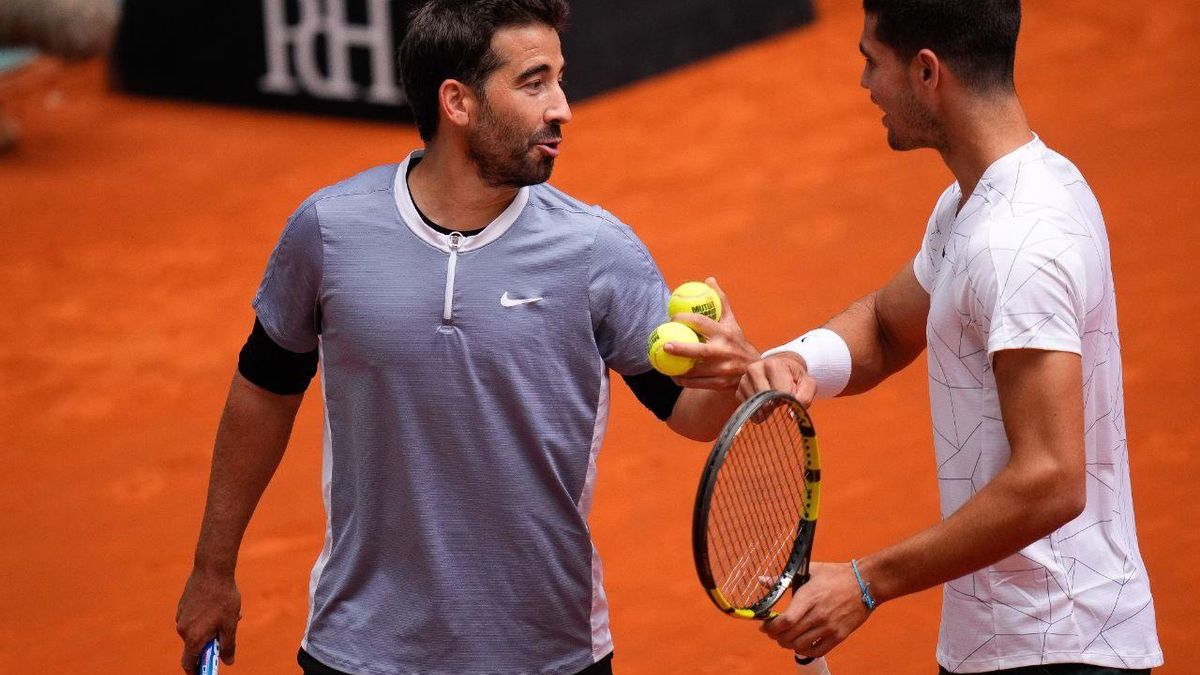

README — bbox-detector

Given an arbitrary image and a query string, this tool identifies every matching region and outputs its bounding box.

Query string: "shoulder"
[963,213,1086,301]
[525,183,653,258]
[968,213,1078,263]
[526,183,628,231]
[299,164,399,212]
[987,143,1096,225]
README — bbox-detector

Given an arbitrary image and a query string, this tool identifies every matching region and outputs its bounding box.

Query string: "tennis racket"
[692,390,828,673]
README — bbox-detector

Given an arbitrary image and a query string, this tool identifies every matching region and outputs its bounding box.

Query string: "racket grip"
[795,655,831,674]
[199,638,220,675]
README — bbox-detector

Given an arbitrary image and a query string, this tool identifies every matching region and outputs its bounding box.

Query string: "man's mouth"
[534,139,562,157]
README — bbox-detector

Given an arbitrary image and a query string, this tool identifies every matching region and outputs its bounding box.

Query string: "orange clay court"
[1,2,1196,673]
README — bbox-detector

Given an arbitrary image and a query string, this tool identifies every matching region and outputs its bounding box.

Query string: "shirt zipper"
[442,232,463,324]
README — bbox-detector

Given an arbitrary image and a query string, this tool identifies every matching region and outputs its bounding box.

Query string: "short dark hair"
[863,0,1021,93]
[399,0,570,141]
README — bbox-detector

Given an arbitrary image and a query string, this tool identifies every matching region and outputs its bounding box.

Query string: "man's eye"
[525,80,544,91]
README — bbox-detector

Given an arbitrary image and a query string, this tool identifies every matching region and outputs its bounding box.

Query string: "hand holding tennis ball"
[646,281,722,377]
[656,277,762,390]
[647,321,701,376]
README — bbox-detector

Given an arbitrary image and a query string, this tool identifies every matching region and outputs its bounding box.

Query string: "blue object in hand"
[199,638,220,675]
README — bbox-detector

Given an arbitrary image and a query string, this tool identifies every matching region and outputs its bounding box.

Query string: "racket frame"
[692,390,822,620]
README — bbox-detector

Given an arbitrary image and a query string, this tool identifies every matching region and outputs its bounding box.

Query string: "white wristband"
[762,328,852,399]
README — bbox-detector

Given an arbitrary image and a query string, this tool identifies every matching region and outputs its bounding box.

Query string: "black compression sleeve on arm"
[622,370,684,422]
[237,319,319,395]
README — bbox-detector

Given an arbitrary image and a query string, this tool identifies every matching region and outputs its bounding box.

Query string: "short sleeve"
[969,217,1087,357]
[251,201,324,353]
[589,216,670,376]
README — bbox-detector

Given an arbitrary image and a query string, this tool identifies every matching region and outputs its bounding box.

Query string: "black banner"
[112,0,815,122]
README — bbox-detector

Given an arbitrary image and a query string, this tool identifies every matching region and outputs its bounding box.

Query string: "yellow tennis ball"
[647,321,700,376]
[669,281,722,322]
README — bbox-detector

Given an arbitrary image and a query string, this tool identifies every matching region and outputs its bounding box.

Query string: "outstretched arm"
[175,372,305,674]
[668,261,929,406]
[744,261,929,404]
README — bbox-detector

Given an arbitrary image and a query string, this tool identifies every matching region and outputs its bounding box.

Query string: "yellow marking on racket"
[803,483,821,522]
[803,437,821,470]
[708,588,732,611]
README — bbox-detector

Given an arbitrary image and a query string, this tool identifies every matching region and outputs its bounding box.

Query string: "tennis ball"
[669,281,722,323]
[647,321,700,376]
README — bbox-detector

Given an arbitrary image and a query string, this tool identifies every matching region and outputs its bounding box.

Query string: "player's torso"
[922,143,1116,482]
[300,174,621,674]
[311,179,612,524]
[922,142,1160,670]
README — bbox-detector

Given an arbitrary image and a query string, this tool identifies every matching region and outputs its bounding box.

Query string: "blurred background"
[1,0,1197,672]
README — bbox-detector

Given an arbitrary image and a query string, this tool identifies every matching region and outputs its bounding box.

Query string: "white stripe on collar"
[393,150,530,253]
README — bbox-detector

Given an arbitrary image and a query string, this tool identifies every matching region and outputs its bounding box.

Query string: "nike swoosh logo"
[500,292,543,307]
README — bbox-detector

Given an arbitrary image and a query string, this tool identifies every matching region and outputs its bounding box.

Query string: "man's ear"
[913,48,941,90]
[439,79,476,130]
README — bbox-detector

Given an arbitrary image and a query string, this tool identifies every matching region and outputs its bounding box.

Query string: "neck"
[938,92,1033,208]
[408,140,521,231]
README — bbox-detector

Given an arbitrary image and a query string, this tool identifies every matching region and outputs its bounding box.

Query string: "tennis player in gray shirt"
[174,1,760,673]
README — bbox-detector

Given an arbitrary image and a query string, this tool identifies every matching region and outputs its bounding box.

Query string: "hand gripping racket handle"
[789,569,831,672]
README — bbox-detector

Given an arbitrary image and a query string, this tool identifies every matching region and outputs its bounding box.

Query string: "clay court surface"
[1,1,1196,672]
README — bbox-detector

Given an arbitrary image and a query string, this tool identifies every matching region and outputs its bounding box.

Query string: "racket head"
[692,390,822,619]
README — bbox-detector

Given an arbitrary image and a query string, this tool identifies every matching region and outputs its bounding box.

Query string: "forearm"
[769,262,928,398]
[192,372,304,575]
[857,459,1084,605]
[821,293,901,395]
[667,387,740,441]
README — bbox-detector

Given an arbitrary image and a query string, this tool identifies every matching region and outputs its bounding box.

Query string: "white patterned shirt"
[913,135,1162,672]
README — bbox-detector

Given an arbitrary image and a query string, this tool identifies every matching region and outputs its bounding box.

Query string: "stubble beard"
[468,98,558,189]
[886,86,946,152]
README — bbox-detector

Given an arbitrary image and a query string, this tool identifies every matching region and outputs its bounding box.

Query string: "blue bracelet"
[851,559,877,611]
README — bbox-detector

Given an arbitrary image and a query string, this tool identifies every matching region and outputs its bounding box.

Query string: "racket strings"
[706,402,812,610]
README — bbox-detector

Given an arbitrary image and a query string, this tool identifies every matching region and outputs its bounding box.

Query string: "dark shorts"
[938,665,1150,675]
[299,648,615,675]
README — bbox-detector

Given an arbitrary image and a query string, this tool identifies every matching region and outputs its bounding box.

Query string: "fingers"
[794,377,818,408]
[176,622,212,674]
[179,645,201,675]
[176,578,241,671]
[670,312,721,339]
[219,618,238,665]
[744,361,773,395]
[662,339,709,359]
[737,354,822,409]
[666,336,753,383]
[761,562,873,660]
[736,358,776,403]
[768,618,825,655]
[806,634,842,659]
[762,359,797,393]
[704,276,735,322]
[761,596,812,641]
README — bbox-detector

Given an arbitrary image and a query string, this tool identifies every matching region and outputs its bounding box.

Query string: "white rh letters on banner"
[259,0,404,105]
